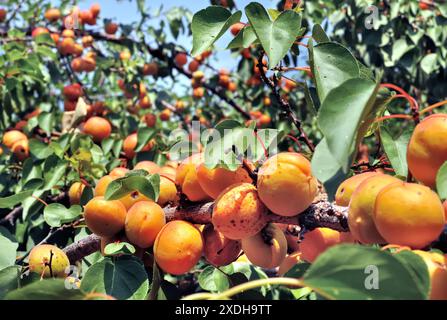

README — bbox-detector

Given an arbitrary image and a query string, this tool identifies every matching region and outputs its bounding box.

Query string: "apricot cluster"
[1,130,30,161]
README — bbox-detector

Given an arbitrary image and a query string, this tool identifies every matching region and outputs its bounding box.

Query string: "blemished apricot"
[413,250,447,300]
[196,164,252,199]
[28,245,70,278]
[134,161,160,174]
[63,83,83,101]
[158,176,179,206]
[174,52,188,67]
[212,183,268,240]
[125,201,166,248]
[31,27,49,38]
[84,196,127,237]
[83,116,112,142]
[105,22,118,35]
[175,154,210,202]
[347,174,400,244]
[335,172,380,206]
[374,182,445,249]
[0,9,6,22]
[278,250,302,276]
[230,22,245,36]
[300,227,352,263]
[2,130,27,148]
[122,133,153,159]
[11,139,29,161]
[203,224,241,266]
[69,182,85,205]
[119,191,150,211]
[257,152,318,216]
[90,3,101,18]
[241,223,287,269]
[44,8,61,22]
[154,221,204,275]
[407,114,447,188]
[143,62,158,76]
[110,167,129,178]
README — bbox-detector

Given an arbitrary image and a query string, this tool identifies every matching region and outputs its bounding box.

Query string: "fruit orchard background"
[0,0,447,301]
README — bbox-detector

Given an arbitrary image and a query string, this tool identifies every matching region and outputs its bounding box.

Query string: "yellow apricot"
[84,196,127,237]
[2,130,27,149]
[118,191,150,211]
[257,152,318,216]
[202,224,241,266]
[157,176,179,206]
[28,244,70,278]
[374,182,445,249]
[335,172,380,206]
[413,250,447,300]
[68,182,86,205]
[94,175,115,197]
[175,154,210,202]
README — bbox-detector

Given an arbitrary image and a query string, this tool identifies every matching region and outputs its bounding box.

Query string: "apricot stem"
[419,100,447,115]
[374,114,412,123]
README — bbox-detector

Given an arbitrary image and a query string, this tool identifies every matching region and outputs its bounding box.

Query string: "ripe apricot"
[83,116,112,142]
[2,130,27,149]
[105,22,118,35]
[374,182,445,249]
[95,175,114,197]
[159,108,171,121]
[188,60,200,73]
[212,183,268,240]
[257,114,271,127]
[257,152,318,216]
[348,174,400,244]
[62,29,75,38]
[407,114,447,188]
[120,50,131,61]
[335,172,380,206]
[143,62,158,76]
[278,250,302,276]
[110,167,129,178]
[84,196,127,237]
[158,177,179,206]
[80,10,95,25]
[196,164,252,199]
[413,250,447,300]
[63,83,83,101]
[139,96,152,109]
[230,22,245,36]
[144,113,157,127]
[193,87,205,99]
[159,165,176,180]
[241,223,287,269]
[174,52,188,67]
[11,139,29,161]
[58,38,76,55]
[125,201,166,248]
[0,9,6,22]
[134,161,160,174]
[90,3,101,18]
[227,82,237,92]
[119,191,150,211]
[71,57,84,72]
[203,224,241,266]
[154,221,203,275]
[31,27,49,38]
[28,245,70,278]
[122,133,153,159]
[300,228,352,263]
[69,182,85,205]
[175,154,210,202]
[44,8,61,22]
[444,200,447,220]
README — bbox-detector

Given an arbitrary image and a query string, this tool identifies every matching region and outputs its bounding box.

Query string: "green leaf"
[80,256,149,300]
[198,265,232,292]
[0,190,33,209]
[191,6,242,56]
[312,24,329,43]
[43,156,67,190]
[421,54,438,74]
[136,127,156,152]
[37,112,55,134]
[245,2,302,68]
[380,126,412,177]
[29,138,54,159]
[0,266,21,299]
[284,261,311,278]
[310,42,360,102]
[104,174,159,202]
[226,25,258,49]
[5,279,84,300]
[436,161,447,200]
[43,203,82,228]
[393,250,430,298]
[104,242,136,256]
[303,244,429,300]
[0,234,18,270]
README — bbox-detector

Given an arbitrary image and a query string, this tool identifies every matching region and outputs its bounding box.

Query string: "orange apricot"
[154,221,203,275]
[175,154,210,202]
[83,116,112,142]
[44,8,61,22]
[174,52,188,67]
[90,3,101,18]
[0,9,6,22]
[94,175,114,197]
[109,167,129,178]
[348,174,400,244]
[105,22,118,35]
[28,245,70,278]
[122,133,153,159]
[2,130,27,149]
[120,50,131,61]
[84,196,127,237]
[159,165,176,180]
[335,172,380,206]
[31,27,49,38]
[159,108,171,121]
[202,224,241,266]
[413,250,447,300]
[230,22,245,36]
[63,83,83,101]
[125,201,166,248]
[278,250,302,276]
[257,152,318,216]
[158,176,179,206]
[134,161,160,174]
[11,139,29,161]
[144,113,157,127]
[374,182,445,249]
[68,182,86,205]
[407,114,447,188]
[212,183,268,240]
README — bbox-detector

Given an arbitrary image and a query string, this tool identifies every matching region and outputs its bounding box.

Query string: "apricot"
[347,174,400,244]
[227,82,237,92]
[257,114,271,127]
[257,152,318,216]
[263,96,271,106]
[139,96,151,109]
[31,27,49,38]
[50,33,60,44]
[80,10,95,25]
[90,3,101,18]
[2,130,27,149]
[159,165,176,180]
[119,191,150,211]
[123,133,153,159]
[193,87,205,99]
[230,22,245,36]
[110,167,129,178]
[158,177,179,206]
[407,114,447,188]
[84,196,127,237]
[0,9,6,22]
[44,8,61,22]
[196,164,252,199]
[120,50,131,61]
[69,182,85,205]
[444,200,447,220]
[212,183,268,240]
[154,221,203,275]
[83,116,112,142]
[202,224,241,266]
[174,52,188,67]
[144,113,157,127]
[413,250,447,300]
[28,245,70,278]
[300,227,352,263]
[134,161,160,174]
[143,62,158,76]
[278,250,302,276]
[335,172,380,206]
[159,108,171,121]
[105,22,118,35]
[11,139,29,161]
[62,29,75,38]
[63,83,83,101]
[124,201,166,248]
[58,37,76,55]
[175,154,210,202]
[81,56,96,72]
[71,57,83,72]
[374,182,445,249]
[94,175,114,197]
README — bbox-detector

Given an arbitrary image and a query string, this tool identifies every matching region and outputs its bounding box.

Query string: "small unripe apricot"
[413,250,447,300]
[84,196,127,237]
[335,172,380,206]
[174,52,188,67]
[202,224,241,266]
[278,250,302,276]
[241,223,287,269]
[196,164,252,199]
[105,22,118,35]
[230,22,245,36]
[63,83,83,101]
[125,201,166,248]
[2,130,27,149]
[158,177,179,206]
[143,62,158,76]
[258,152,318,216]
[175,154,210,202]
[44,8,61,22]
[29,245,70,278]
[348,174,400,244]
[134,161,160,174]
[374,182,445,249]
[212,183,268,240]
[407,114,447,188]
[31,27,49,38]
[83,116,112,142]
[154,221,204,275]
[69,182,85,205]
[11,139,29,161]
